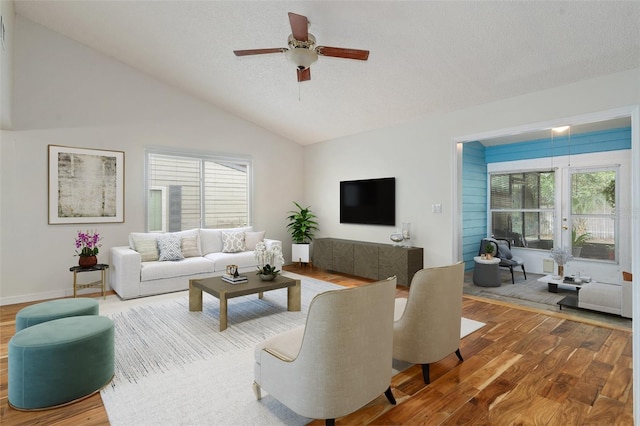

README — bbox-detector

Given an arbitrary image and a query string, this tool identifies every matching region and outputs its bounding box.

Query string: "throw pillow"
[222,231,246,253]
[245,231,266,251]
[133,236,159,262]
[497,243,513,259]
[181,235,201,258]
[157,233,185,261]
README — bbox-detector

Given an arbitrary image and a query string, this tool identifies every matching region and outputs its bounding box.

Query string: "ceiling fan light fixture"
[286,48,318,70]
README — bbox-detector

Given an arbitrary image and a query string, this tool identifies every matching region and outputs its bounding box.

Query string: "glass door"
[566,167,618,262]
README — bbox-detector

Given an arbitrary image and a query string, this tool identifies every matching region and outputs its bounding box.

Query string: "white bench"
[578,280,632,318]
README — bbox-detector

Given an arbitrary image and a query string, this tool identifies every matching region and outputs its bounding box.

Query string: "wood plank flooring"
[0,265,633,425]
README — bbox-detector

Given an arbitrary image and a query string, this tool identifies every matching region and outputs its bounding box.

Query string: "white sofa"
[578,279,632,318]
[110,227,281,299]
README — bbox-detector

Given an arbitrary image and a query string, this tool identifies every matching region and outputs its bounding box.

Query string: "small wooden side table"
[69,264,109,299]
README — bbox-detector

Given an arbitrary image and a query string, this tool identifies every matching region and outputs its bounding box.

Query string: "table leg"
[287,280,301,311]
[219,291,228,331]
[101,269,106,299]
[258,292,263,299]
[73,271,78,298]
[548,283,558,293]
[189,281,203,311]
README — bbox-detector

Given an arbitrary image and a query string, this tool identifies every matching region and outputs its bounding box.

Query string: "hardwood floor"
[0,265,633,425]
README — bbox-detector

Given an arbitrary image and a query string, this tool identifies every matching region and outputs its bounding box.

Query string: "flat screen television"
[340,177,395,226]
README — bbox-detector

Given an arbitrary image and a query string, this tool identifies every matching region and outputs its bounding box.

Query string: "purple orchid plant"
[75,230,102,257]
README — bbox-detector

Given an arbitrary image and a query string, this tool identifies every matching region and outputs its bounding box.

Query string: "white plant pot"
[292,243,310,264]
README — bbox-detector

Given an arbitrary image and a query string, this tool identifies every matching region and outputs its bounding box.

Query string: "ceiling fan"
[233,12,369,82]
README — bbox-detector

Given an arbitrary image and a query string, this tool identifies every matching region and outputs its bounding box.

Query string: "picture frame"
[48,145,125,224]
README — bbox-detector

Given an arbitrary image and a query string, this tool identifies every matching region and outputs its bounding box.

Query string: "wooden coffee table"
[189,274,301,331]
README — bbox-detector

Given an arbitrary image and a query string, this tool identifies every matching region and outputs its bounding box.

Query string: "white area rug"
[100,274,485,425]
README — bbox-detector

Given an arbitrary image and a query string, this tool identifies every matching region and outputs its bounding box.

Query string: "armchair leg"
[325,419,335,426]
[522,265,527,280]
[455,348,464,362]
[421,364,430,384]
[252,381,262,400]
[384,386,397,405]
[510,266,515,284]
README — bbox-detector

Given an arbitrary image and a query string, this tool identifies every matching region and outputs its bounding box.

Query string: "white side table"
[472,256,501,287]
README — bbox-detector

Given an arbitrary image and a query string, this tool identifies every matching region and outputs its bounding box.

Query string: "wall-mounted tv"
[340,177,395,226]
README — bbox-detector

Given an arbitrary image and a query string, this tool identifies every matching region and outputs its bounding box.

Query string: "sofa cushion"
[254,325,305,362]
[245,231,266,251]
[132,235,159,262]
[180,236,201,258]
[129,232,157,249]
[222,231,246,253]
[173,229,201,253]
[140,257,215,282]
[199,229,223,255]
[200,227,253,255]
[157,233,185,261]
[204,251,256,272]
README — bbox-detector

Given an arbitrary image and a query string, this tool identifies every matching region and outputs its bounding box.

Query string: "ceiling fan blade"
[233,48,287,56]
[316,46,369,61]
[297,67,311,82]
[288,12,309,41]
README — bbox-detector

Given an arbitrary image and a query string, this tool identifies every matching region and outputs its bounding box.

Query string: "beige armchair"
[393,262,464,384]
[253,277,397,425]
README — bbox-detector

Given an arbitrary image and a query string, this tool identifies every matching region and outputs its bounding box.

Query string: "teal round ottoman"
[8,315,114,410]
[15,298,99,332]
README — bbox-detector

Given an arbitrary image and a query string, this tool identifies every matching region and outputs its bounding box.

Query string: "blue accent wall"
[485,127,631,163]
[462,126,631,272]
[462,142,487,271]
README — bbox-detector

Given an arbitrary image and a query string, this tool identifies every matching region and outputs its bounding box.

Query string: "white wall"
[0,16,303,304]
[0,0,13,130]
[304,68,640,268]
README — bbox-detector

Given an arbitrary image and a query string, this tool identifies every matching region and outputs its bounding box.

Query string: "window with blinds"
[489,171,554,248]
[146,150,251,232]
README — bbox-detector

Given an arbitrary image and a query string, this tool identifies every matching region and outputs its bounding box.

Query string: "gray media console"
[312,238,423,286]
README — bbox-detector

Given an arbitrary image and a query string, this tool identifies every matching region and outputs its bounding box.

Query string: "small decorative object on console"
[402,222,411,247]
[390,231,404,245]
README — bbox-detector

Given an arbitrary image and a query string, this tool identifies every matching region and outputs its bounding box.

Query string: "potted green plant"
[484,243,495,259]
[571,228,592,257]
[286,202,319,264]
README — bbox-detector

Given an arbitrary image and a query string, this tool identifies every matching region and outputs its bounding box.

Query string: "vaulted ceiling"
[14,1,640,145]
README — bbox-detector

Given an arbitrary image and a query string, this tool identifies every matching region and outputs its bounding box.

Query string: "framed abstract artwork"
[48,145,125,224]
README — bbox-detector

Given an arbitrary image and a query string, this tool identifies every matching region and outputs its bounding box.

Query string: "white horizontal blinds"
[147,150,250,231]
[148,153,201,231]
[203,161,248,228]
[490,174,510,209]
[489,171,555,248]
